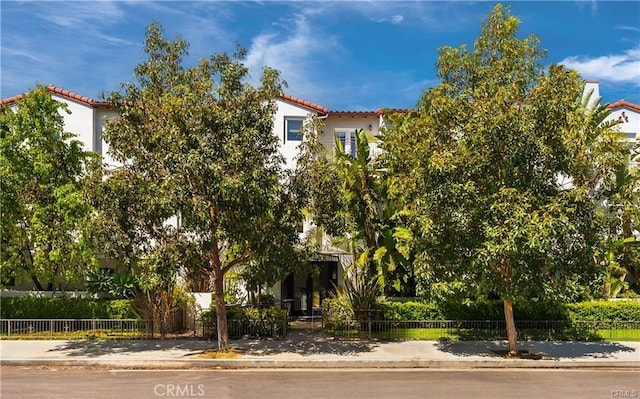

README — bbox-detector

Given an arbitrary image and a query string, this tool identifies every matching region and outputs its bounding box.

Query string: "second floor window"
[336,130,357,158]
[285,117,304,142]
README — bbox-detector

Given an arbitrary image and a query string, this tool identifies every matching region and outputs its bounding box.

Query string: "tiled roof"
[608,100,640,113]
[0,85,108,108]
[327,109,413,117]
[328,110,378,117]
[376,108,411,115]
[47,85,108,107]
[279,93,328,115]
[2,87,330,114]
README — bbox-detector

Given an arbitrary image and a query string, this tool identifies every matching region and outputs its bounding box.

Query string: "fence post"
[50,320,53,339]
[92,319,96,337]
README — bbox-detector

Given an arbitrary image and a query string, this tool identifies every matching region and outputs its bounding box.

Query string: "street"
[1,367,638,399]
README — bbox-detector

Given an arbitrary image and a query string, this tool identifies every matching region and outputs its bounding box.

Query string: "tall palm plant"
[333,130,411,304]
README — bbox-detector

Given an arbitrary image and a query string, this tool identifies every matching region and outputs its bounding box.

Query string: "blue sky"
[2,1,639,111]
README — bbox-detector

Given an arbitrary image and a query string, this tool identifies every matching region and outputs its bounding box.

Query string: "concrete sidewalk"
[1,330,639,369]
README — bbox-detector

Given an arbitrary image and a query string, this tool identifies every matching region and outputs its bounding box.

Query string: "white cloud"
[35,1,139,47]
[1,46,48,63]
[391,14,404,24]
[560,46,640,86]
[244,13,337,98]
[376,14,404,25]
[41,1,126,28]
[617,26,640,33]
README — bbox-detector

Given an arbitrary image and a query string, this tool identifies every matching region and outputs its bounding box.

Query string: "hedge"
[322,298,640,324]
[0,297,136,319]
[566,301,640,322]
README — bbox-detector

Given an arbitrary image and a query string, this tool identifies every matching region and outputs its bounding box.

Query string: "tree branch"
[222,253,251,274]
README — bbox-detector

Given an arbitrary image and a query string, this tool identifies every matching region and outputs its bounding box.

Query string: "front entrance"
[281,261,338,316]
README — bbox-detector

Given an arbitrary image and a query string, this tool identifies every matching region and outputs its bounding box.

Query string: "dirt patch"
[490,349,545,360]
[196,348,243,359]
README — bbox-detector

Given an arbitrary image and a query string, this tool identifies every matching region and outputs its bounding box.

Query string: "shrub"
[322,297,354,329]
[0,296,136,319]
[322,298,640,323]
[566,301,640,322]
[204,306,289,338]
[378,301,441,321]
[438,301,501,320]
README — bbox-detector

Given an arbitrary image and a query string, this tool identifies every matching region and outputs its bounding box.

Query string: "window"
[285,117,304,142]
[336,130,357,157]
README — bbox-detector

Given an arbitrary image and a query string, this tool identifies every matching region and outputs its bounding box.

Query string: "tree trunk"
[213,265,229,350]
[503,299,519,357]
[30,275,44,291]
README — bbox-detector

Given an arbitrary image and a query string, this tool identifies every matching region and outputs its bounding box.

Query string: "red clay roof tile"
[608,100,640,113]
[279,93,328,115]
[328,110,378,117]
[0,85,108,108]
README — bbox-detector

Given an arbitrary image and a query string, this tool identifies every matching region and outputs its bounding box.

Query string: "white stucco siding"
[607,107,640,142]
[321,114,381,159]
[95,108,121,168]
[52,95,96,153]
[274,100,315,169]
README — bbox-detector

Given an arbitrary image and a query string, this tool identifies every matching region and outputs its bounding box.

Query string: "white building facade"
[3,82,638,312]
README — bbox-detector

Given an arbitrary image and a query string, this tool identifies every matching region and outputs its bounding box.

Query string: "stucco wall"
[320,114,382,159]
[95,108,120,168]
[274,100,315,169]
[608,107,639,141]
[52,95,96,152]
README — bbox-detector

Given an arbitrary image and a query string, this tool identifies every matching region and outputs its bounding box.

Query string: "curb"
[3,359,639,370]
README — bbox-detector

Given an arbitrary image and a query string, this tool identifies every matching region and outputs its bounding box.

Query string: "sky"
[1,1,639,111]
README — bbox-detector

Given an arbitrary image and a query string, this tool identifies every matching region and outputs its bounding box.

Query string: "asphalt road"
[1,367,638,399]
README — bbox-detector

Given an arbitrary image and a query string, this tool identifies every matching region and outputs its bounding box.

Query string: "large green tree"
[0,85,97,291]
[100,23,306,349]
[382,5,624,355]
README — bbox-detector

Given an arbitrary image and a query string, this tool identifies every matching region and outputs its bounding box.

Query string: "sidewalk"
[1,329,639,369]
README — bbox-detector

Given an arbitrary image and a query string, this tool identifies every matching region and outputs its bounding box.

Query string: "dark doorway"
[281,261,339,316]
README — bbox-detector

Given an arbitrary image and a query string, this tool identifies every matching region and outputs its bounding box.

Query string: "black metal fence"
[0,309,185,340]
[0,319,148,339]
[194,302,291,340]
[324,319,640,341]
[202,318,289,339]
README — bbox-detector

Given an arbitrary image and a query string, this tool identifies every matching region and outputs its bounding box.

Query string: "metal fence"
[193,302,291,340]
[0,319,148,339]
[202,318,289,339]
[0,309,185,340]
[324,319,640,341]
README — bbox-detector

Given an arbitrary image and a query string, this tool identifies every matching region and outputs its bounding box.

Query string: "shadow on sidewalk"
[47,339,215,357]
[236,330,378,356]
[436,340,636,359]
[45,330,377,358]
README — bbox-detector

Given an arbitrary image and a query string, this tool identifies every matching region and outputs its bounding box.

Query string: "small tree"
[0,85,97,291]
[101,23,305,349]
[86,166,186,336]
